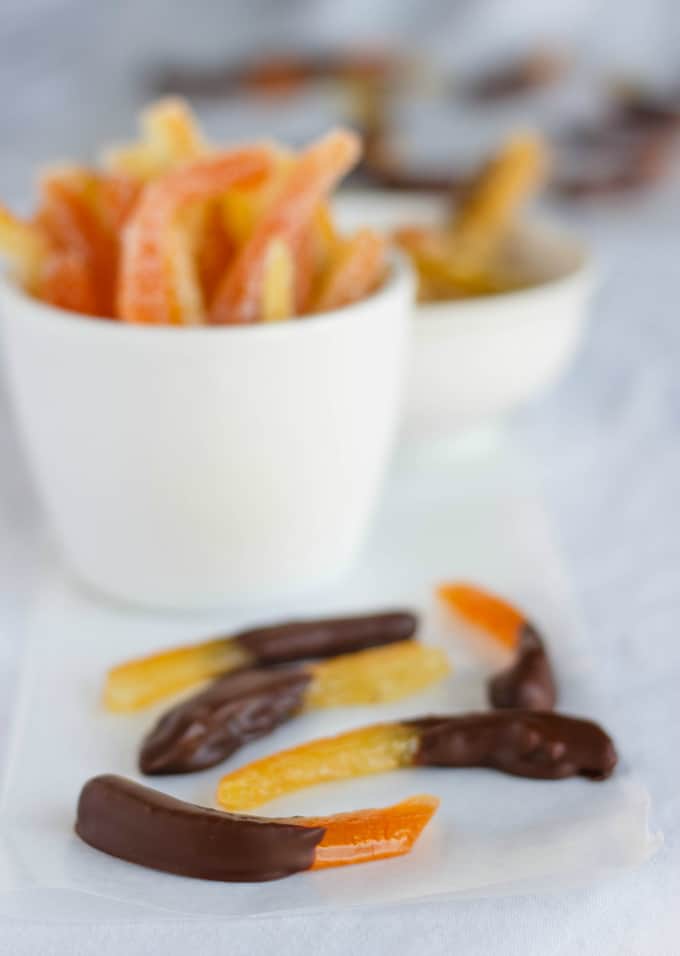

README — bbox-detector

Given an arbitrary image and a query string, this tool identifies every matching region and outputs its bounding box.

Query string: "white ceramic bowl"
[0,257,413,609]
[337,191,596,440]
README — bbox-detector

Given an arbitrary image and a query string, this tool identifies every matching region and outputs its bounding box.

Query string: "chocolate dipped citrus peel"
[104,610,418,712]
[216,712,618,811]
[140,641,451,774]
[75,775,438,881]
[437,583,557,710]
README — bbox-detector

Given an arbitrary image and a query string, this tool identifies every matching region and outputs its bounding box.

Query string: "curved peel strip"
[104,97,206,179]
[261,237,294,321]
[118,148,272,324]
[217,722,420,811]
[306,795,439,869]
[40,250,99,314]
[0,204,49,290]
[210,128,361,324]
[394,226,498,300]
[312,227,386,312]
[105,610,417,713]
[76,775,436,881]
[437,582,525,649]
[37,171,119,315]
[96,174,143,231]
[104,638,253,712]
[451,133,548,257]
[305,640,450,710]
[138,641,449,775]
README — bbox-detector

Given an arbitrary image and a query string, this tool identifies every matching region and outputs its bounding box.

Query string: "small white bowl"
[337,191,597,441]
[0,257,413,610]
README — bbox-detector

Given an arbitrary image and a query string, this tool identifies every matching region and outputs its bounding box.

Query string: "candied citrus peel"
[118,148,273,324]
[38,170,119,316]
[312,227,386,312]
[1,101,385,322]
[393,226,499,301]
[210,128,361,324]
[451,133,548,255]
[394,133,548,303]
[261,237,295,321]
[103,97,206,180]
[40,250,99,314]
[217,722,420,811]
[104,637,253,713]
[304,794,439,869]
[220,147,294,249]
[305,641,450,710]
[437,582,525,649]
[0,204,48,291]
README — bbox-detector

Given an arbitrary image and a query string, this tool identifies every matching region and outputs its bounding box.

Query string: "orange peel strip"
[37,171,119,316]
[437,582,525,649]
[96,173,143,232]
[39,250,99,314]
[118,148,272,324]
[260,237,295,321]
[291,202,339,313]
[193,201,235,302]
[305,795,439,869]
[0,204,49,291]
[451,133,548,253]
[103,637,253,713]
[217,722,420,811]
[305,640,450,710]
[312,227,386,312]
[210,128,361,324]
[103,98,206,180]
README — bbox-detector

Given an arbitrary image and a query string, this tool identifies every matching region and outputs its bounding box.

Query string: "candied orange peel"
[311,227,386,312]
[0,100,386,324]
[305,640,450,710]
[104,637,253,713]
[103,97,206,179]
[118,148,273,324]
[210,128,361,324]
[104,610,421,713]
[437,582,525,649]
[217,722,420,811]
[305,794,439,869]
[0,204,48,291]
[394,132,549,302]
[451,134,548,252]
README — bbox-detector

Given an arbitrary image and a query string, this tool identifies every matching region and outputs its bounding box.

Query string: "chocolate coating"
[75,774,324,882]
[236,611,417,664]
[140,667,311,775]
[489,623,557,711]
[407,711,617,781]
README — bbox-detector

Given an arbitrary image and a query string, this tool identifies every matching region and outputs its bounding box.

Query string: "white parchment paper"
[0,441,659,919]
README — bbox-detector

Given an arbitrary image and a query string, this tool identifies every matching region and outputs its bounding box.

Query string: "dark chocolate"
[75,774,324,882]
[468,51,567,101]
[140,666,312,775]
[407,711,617,781]
[236,610,417,664]
[489,623,557,711]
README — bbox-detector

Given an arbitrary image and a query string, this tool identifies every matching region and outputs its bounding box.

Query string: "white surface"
[338,193,595,438]
[0,258,412,609]
[1,188,680,952]
[0,442,655,917]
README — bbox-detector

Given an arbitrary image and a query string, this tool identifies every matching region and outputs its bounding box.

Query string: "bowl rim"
[0,249,414,341]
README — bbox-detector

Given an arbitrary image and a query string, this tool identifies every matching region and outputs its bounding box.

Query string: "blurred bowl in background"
[0,255,413,610]
[337,191,596,441]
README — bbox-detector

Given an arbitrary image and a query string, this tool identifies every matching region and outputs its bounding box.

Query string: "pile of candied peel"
[0,98,386,325]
